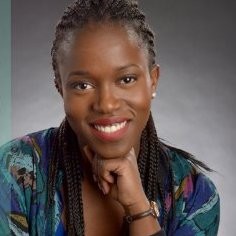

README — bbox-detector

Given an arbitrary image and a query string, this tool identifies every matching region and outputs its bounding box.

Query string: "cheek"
[63,97,90,146]
[131,89,151,108]
[63,96,77,118]
[63,95,87,128]
[127,86,152,130]
[128,81,152,113]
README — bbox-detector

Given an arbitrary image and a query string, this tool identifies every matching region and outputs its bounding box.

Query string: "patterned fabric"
[0,128,220,235]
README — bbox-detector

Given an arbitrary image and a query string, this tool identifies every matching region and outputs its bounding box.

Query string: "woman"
[0,0,220,235]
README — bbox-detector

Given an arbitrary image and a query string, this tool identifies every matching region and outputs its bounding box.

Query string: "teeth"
[105,126,110,133]
[94,121,127,133]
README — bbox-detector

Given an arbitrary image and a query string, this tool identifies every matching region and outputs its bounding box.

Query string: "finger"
[110,183,118,200]
[93,157,115,194]
[93,157,113,183]
[83,145,94,163]
[94,154,102,177]
[98,157,129,176]
[97,179,103,191]
[101,170,115,184]
[100,179,110,195]
[125,147,136,162]
[129,147,135,156]
[94,157,118,180]
[96,176,108,194]
[92,173,97,182]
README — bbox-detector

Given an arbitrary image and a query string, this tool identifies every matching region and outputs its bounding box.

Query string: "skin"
[56,22,161,235]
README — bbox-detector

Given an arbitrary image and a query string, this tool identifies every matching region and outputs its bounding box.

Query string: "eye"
[120,76,137,85]
[74,81,94,91]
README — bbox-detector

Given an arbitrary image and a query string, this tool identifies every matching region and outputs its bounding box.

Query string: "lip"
[89,117,130,142]
[90,117,129,126]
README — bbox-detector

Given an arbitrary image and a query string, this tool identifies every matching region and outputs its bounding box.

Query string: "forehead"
[58,22,149,71]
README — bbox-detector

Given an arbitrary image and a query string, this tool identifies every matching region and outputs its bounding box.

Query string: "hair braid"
[47,121,64,232]
[138,113,172,228]
[138,127,149,186]
[48,119,84,235]
[62,120,84,235]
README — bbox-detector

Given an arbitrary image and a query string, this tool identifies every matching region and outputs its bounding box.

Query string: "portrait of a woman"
[0,0,222,235]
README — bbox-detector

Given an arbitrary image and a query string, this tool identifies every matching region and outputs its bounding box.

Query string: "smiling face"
[57,23,159,158]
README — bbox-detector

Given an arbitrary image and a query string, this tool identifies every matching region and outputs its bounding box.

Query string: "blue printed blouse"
[0,128,220,235]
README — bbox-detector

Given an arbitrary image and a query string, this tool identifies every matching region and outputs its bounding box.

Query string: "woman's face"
[57,23,159,158]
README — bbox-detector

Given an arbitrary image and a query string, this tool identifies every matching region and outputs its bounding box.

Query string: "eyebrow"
[67,64,140,79]
[116,64,140,71]
[68,70,90,79]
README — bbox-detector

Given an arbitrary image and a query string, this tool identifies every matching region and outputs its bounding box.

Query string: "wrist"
[149,229,166,236]
[124,197,150,215]
[125,200,162,236]
[124,200,160,224]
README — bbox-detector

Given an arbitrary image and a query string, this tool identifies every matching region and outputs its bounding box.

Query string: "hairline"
[55,19,155,80]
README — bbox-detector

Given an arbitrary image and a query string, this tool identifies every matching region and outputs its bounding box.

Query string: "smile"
[90,118,130,142]
[94,121,127,133]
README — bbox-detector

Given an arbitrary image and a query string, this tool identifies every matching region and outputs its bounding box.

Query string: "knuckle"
[124,155,133,165]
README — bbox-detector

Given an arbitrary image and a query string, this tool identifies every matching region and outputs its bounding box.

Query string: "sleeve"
[0,139,36,236]
[170,172,220,236]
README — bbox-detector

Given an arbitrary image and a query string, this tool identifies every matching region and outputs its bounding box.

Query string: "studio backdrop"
[5,0,236,235]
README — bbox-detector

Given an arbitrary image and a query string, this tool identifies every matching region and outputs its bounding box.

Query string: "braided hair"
[48,0,211,235]
[51,0,156,83]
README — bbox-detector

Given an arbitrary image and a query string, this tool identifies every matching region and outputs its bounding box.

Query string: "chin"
[90,142,134,159]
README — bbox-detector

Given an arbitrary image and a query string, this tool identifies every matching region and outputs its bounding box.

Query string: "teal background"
[0,0,11,146]
[0,1,11,234]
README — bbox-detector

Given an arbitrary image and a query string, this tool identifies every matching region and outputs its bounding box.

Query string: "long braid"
[138,127,149,186]
[48,119,84,235]
[62,120,84,235]
[64,120,84,235]
[61,122,76,234]
[47,122,64,233]
[138,113,172,228]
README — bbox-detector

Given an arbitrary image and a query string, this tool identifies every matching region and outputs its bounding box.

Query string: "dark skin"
[56,22,161,235]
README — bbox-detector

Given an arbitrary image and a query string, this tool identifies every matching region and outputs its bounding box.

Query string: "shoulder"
[163,144,220,235]
[0,128,56,168]
[166,145,218,201]
[0,128,58,234]
[0,128,57,188]
[165,146,193,186]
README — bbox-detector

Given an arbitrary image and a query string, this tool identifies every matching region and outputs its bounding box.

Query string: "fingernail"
[93,174,97,182]
[101,187,106,195]
[98,182,102,190]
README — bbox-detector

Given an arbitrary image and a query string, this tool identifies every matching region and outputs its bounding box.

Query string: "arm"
[84,147,163,236]
[170,172,220,236]
[0,140,33,235]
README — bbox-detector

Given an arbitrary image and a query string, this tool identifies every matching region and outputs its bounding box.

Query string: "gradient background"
[10,0,236,235]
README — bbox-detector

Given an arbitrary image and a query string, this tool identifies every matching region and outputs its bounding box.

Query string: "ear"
[54,78,63,97]
[150,64,160,94]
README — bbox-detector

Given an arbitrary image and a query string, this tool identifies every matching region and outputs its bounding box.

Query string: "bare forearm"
[124,199,162,236]
[129,216,161,236]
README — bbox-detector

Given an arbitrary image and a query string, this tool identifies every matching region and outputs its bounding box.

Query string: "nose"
[92,86,121,114]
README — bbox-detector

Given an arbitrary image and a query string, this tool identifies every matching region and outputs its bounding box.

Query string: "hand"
[83,146,149,214]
